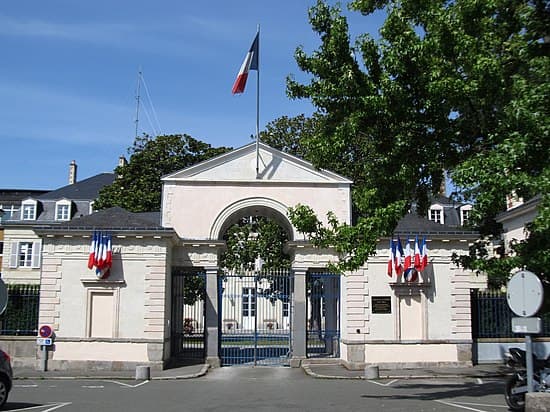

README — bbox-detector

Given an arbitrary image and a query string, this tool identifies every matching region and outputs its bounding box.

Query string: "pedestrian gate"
[170,268,206,364]
[219,269,292,366]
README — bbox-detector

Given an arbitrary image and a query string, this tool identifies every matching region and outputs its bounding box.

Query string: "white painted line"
[434,399,489,412]
[14,384,38,388]
[367,379,399,387]
[43,403,73,412]
[104,379,150,388]
[82,385,104,389]
[14,403,72,411]
[458,402,508,408]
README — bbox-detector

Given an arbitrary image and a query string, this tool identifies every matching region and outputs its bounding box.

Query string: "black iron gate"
[307,271,340,358]
[170,268,206,363]
[219,268,292,366]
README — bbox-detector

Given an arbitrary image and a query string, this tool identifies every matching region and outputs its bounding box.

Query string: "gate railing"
[0,284,40,336]
[306,272,340,358]
[471,289,550,339]
[170,268,206,362]
[219,268,292,366]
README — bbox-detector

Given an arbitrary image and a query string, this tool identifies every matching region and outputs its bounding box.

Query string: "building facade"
[11,144,486,370]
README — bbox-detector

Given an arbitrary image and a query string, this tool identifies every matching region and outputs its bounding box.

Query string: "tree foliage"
[285,0,549,279]
[220,217,291,271]
[95,134,231,212]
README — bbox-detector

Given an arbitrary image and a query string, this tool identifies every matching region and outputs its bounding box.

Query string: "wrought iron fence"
[471,289,550,339]
[170,268,206,363]
[306,272,340,358]
[0,284,40,336]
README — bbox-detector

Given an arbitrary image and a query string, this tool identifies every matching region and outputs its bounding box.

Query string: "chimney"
[68,160,78,184]
[118,156,128,168]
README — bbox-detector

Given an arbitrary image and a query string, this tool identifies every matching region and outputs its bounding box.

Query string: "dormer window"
[21,199,37,220]
[428,204,444,224]
[55,199,72,221]
[460,205,472,226]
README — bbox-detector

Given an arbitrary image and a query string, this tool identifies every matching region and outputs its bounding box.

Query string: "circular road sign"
[0,279,8,316]
[507,270,544,317]
[39,325,53,339]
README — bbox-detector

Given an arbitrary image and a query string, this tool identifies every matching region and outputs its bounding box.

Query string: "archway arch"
[209,197,295,241]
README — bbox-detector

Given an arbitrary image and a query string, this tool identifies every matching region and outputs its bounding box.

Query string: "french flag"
[87,232,97,269]
[232,32,259,94]
[404,238,412,271]
[395,237,404,276]
[414,235,422,270]
[421,237,429,270]
[387,239,395,277]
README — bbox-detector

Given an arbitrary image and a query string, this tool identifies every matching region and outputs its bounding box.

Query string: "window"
[1,205,19,220]
[460,209,471,226]
[428,205,444,224]
[21,200,37,220]
[9,241,41,268]
[55,200,71,221]
[18,242,33,267]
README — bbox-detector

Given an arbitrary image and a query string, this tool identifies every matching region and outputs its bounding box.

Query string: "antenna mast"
[134,69,142,139]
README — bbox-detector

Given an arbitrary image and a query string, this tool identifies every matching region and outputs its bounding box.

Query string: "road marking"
[82,385,104,389]
[14,384,38,388]
[13,403,72,411]
[434,399,490,412]
[367,379,399,387]
[104,379,150,388]
[458,402,508,408]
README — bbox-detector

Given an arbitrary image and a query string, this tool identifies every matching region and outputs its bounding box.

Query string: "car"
[0,349,13,408]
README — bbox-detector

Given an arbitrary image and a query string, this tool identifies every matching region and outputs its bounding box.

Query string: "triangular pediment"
[162,142,352,184]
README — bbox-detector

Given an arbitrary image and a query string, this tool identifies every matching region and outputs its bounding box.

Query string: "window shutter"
[9,242,19,268]
[31,241,42,268]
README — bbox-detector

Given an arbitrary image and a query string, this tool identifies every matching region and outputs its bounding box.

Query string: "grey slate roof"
[394,212,477,236]
[38,173,115,200]
[34,207,169,232]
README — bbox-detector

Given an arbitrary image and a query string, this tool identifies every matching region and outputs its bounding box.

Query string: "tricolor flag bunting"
[388,235,430,282]
[87,231,113,279]
[232,32,259,94]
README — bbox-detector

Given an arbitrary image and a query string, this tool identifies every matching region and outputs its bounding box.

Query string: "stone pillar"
[204,266,220,368]
[291,268,307,367]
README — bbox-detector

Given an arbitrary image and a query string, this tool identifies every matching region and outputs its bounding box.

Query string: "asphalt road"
[7,367,509,412]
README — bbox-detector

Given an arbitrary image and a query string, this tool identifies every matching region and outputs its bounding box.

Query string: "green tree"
[258,113,322,158]
[285,0,549,280]
[220,217,291,271]
[95,134,231,212]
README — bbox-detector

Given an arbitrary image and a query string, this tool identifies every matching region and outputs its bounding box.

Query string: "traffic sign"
[39,325,53,338]
[512,317,542,334]
[507,270,544,317]
[36,338,53,346]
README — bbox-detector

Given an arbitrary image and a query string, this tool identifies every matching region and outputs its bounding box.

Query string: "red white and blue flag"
[88,231,112,279]
[387,239,395,277]
[403,237,412,271]
[420,236,429,271]
[414,235,422,270]
[395,237,404,276]
[232,32,259,94]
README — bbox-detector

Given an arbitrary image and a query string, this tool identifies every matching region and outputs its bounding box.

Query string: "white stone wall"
[163,183,351,240]
[1,227,41,284]
[38,234,170,366]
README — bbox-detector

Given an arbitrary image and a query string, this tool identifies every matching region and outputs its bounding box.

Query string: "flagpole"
[255,24,260,179]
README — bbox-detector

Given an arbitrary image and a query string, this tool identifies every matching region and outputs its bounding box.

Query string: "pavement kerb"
[152,364,210,380]
[301,364,509,380]
[14,364,210,381]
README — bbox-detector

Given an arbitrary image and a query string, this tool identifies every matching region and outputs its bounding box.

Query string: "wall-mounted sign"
[372,296,392,314]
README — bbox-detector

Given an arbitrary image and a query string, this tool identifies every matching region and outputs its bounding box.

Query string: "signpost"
[507,270,544,393]
[37,324,54,372]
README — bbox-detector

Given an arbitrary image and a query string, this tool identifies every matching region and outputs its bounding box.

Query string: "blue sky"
[1,1,383,190]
